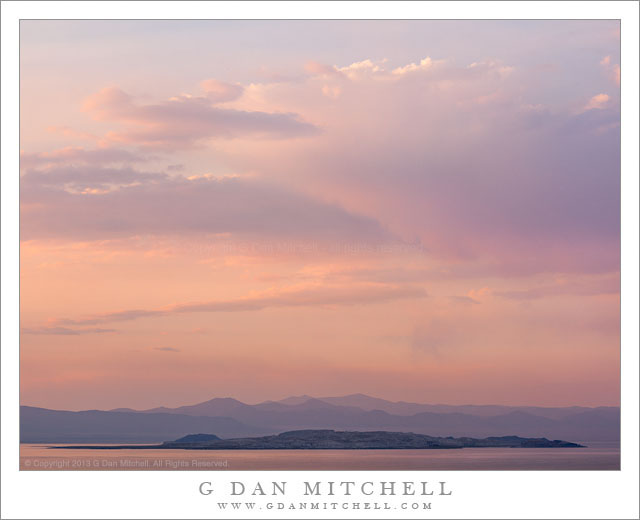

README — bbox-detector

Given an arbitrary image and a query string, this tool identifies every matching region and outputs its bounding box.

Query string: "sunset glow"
[20,20,620,410]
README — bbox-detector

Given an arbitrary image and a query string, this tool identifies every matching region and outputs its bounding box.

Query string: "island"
[51,429,585,450]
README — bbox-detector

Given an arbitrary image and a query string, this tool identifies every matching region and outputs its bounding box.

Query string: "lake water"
[20,442,619,470]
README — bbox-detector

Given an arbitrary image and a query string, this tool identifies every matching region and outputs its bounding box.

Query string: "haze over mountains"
[21,394,619,444]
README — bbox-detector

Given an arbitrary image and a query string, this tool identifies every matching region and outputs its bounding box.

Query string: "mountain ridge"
[106,393,618,418]
[21,393,620,443]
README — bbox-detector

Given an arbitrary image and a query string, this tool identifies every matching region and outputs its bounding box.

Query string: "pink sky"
[20,21,620,410]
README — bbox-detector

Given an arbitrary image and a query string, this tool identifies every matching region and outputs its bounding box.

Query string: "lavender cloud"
[236,54,620,274]
[20,147,147,170]
[20,170,390,242]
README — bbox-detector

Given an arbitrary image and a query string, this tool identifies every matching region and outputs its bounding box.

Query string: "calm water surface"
[20,442,619,470]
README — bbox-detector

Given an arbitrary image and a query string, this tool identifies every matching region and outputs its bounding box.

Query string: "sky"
[19,20,620,410]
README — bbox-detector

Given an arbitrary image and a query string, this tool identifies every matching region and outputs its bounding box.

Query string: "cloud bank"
[21,169,389,242]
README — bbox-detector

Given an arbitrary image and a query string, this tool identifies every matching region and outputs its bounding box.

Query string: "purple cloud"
[20,171,390,242]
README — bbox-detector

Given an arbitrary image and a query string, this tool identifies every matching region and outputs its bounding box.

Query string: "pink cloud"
[199,79,244,103]
[46,126,101,143]
[494,274,619,300]
[584,93,610,111]
[82,86,319,149]
[600,56,620,86]
[612,65,621,86]
[21,326,116,335]
[392,56,440,75]
[337,59,383,76]
[304,61,341,77]
[40,283,428,331]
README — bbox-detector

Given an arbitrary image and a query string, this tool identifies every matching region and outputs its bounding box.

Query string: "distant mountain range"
[20,406,272,443]
[20,393,620,443]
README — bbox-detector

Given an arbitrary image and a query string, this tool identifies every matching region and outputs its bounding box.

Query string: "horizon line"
[20,392,621,413]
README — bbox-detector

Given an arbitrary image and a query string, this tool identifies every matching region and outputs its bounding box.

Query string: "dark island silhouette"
[52,429,584,450]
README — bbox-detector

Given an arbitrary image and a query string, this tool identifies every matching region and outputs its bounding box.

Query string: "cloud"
[467,60,514,80]
[153,347,180,352]
[23,51,620,277]
[494,275,619,300]
[20,170,389,242]
[584,93,610,111]
[46,125,100,143]
[21,326,116,335]
[321,85,341,99]
[42,283,428,330]
[600,56,620,86]
[320,266,435,284]
[449,296,480,305]
[467,287,491,300]
[302,56,509,87]
[20,147,146,170]
[612,65,621,86]
[82,86,319,149]
[392,56,439,75]
[199,79,244,103]
[21,165,167,192]
[337,59,384,78]
[304,61,341,77]
[230,53,620,275]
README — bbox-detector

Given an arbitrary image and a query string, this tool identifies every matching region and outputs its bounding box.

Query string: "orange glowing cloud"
[584,93,610,111]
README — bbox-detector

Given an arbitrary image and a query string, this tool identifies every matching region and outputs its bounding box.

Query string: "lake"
[20,441,619,470]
